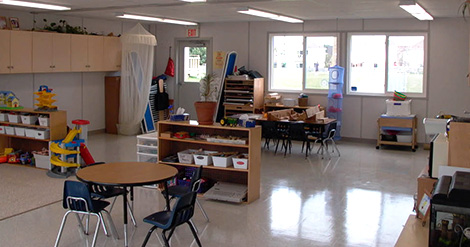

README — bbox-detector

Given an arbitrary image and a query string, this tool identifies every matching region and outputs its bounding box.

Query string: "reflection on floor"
[0,133,426,247]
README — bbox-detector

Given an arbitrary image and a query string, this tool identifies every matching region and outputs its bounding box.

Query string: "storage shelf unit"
[157,120,261,203]
[376,114,417,151]
[223,78,264,117]
[136,132,158,163]
[0,108,67,152]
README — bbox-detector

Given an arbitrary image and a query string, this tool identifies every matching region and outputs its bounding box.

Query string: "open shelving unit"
[223,78,264,117]
[157,120,261,203]
[0,108,67,152]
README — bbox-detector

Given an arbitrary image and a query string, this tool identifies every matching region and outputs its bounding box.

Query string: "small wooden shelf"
[159,137,249,148]
[223,78,264,116]
[158,120,261,203]
[376,115,417,151]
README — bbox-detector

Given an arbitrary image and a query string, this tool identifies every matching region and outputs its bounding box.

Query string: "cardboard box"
[417,167,437,220]
[385,99,412,116]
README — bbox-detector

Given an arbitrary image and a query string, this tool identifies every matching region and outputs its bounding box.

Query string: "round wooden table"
[76,162,178,247]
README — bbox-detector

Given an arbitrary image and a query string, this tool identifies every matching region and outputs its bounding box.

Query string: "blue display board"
[141,102,156,133]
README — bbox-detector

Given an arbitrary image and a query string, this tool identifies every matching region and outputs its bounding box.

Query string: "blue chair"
[162,166,209,222]
[54,181,118,247]
[141,192,202,247]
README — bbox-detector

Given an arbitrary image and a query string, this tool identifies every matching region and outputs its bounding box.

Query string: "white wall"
[0,9,149,130]
[154,18,470,143]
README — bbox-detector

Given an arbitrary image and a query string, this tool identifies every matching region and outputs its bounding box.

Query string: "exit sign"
[186,27,199,38]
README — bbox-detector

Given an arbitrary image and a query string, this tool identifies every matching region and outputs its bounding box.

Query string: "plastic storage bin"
[213,155,235,168]
[193,151,217,166]
[5,126,14,135]
[21,115,38,125]
[0,113,7,122]
[34,129,50,140]
[397,133,412,143]
[8,114,20,123]
[233,154,249,169]
[33,153,50,169]
[0,125,4,134]
[177,149,197,164]
[386,99,412,116]
[137,153,158,163]
[38,116,49,127]
[25,128,36,138]
[14,127,25,136]
[137,145,158,154]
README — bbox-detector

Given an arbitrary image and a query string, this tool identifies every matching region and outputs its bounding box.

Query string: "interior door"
[176,39,212,119]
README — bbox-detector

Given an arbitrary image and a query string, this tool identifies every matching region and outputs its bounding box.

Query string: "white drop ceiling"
[0,0,465,23]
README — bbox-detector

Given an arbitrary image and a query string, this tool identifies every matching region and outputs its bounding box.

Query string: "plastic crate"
[193,151,217,166]
[21,115,38,125]
[177,149,197,164]
[34,153,50,169]
[233,154,249,169]
[213,155,235,168]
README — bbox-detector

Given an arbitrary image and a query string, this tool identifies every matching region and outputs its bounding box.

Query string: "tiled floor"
[0,133,426,247]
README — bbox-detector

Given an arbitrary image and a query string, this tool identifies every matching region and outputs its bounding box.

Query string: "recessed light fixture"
[237,7,303,23]
[399,0,433,21]
[0,0,70,10]
[116,13,198,26]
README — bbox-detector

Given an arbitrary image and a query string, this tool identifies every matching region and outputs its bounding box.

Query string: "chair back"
[169,192,197,228]
[62,180,94,212]
[275,121,290,138]
[261,121,277,138]
[323,122,337,139]
[288,122,308,141]
[189,166,203,192]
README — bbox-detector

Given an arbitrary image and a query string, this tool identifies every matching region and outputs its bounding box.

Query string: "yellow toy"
[34,85,57,111]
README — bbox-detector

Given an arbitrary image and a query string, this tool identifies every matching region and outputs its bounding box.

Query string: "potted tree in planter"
[194,73,219,125]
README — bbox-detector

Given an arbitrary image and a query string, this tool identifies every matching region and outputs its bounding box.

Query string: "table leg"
[123,187,128,247]
[163,182,171,210]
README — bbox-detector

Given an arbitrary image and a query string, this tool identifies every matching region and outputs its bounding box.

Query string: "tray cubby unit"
[157,120,261,203]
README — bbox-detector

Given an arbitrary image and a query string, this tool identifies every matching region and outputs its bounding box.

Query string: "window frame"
[268,32,340,94]
[346,32,428,98]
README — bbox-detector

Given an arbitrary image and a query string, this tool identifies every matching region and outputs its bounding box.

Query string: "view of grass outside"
[184,46,207,83]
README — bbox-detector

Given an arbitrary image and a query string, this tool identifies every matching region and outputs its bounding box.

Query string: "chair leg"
[127,201,137,227]
[90,214,101,247]
[301,141,305,153]
[141,226,157,247]
[101,210,119,239]
[74,213,86,234]
[332,140,341,156]
[85,214,90,235]
[274,138,280,154]
[161,230,171,247]
[196,198,209,222]
[98,212,109,236]
[54,211,72,247]
[187,222,203,247]
[108,196,117,213]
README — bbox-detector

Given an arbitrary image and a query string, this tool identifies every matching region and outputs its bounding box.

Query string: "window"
[348,33,426,96]
[269,34,338,92]
[180,43,208,83]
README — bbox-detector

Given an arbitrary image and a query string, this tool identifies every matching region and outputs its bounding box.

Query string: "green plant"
[199,72,219,102]
[42,19,87,34]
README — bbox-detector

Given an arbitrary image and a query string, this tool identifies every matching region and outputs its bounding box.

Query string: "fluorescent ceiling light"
[116,13,198,26]
[237,8,303,23]
[0,0,70,10]
[399,0,433,21]
[180,0,206,2]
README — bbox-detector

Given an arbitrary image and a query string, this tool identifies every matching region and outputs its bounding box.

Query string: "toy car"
[220,117,238,127]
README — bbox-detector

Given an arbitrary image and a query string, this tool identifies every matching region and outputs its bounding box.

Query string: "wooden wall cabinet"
[157,121,261,203]
[223,78,264,116]
[103,36,121,71]
[32,32,71,73]
[0,30,32,74]
[71,35,104,72]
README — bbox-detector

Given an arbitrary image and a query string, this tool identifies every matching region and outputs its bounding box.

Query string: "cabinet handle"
[50,65,54,68]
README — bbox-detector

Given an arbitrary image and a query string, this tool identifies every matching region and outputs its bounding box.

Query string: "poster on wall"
[213,51,226,69]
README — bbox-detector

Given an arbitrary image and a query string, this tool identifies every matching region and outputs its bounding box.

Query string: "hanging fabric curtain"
[117,23,157,135]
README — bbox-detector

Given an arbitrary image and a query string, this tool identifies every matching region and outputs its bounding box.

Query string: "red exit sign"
[186,27,199,38]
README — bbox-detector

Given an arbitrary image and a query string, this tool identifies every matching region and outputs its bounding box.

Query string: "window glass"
[349,35,386,94]
[270,36,304,90]
[387,36,424,93]
[184,46,207,82]
[305,36,337,90]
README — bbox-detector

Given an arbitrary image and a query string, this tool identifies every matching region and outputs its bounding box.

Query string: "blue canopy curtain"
[118,23,157,135]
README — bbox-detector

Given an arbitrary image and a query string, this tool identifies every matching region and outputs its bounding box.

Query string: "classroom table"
[76,162,178,247]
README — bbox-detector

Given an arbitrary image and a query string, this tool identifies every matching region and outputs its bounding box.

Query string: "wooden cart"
[376,114,417,152]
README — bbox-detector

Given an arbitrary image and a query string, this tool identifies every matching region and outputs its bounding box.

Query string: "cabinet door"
[103,36,121,71]
[10,31,32,73]
[87,36,103,71]
[32,32,53,73]
[0,30,11,74]
[70,34,88,72]
[52,33,71,72]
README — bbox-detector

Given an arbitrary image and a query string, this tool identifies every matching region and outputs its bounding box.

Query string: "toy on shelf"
[47,119,93,178]
[0,148,13,163]
[0,91,22,109]
[34,85,57,111]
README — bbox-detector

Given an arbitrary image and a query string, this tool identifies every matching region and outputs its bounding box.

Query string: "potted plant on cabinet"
[194,73,219,125]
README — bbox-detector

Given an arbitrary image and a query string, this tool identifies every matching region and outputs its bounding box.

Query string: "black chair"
[274,121,291,156]
[82,162,137,227]
[314,122,340,158]
[162,165,209,222]
[261,121,277,150]
[141,192,202,247]
[288,122,313,158]
[54,181,118,247]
